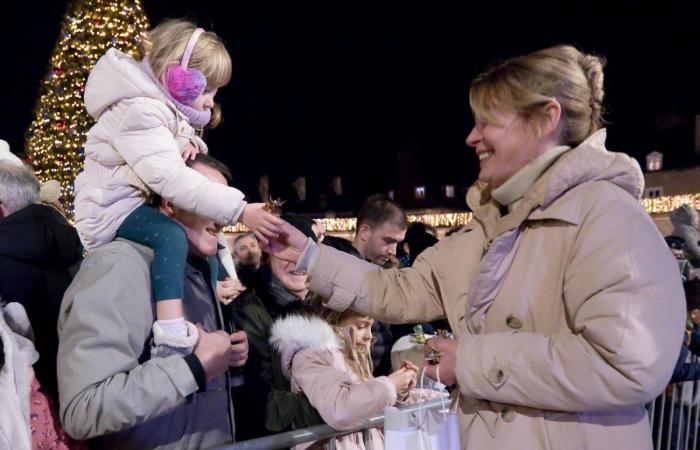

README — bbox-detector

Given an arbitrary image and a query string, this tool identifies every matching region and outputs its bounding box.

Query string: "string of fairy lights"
[223,196,700,234]
[19,1,700,227]
[24,0,149,216]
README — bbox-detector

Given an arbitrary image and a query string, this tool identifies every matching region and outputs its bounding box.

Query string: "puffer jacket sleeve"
[112,99,245,225]
[291,349,397,430]
[454,182,686,411]
[57,245,200,440]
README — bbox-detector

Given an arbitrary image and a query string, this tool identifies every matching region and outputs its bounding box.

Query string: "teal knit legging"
[117,205,188,301]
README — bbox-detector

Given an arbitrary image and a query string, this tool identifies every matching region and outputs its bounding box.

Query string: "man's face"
[162,161,226,258]
[234,235,262,268]
[359,221,407,266]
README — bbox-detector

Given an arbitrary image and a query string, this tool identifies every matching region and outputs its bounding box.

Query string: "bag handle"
[419,365,448,423]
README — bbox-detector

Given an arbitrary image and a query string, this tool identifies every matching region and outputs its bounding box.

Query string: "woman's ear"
[540,99,562,138]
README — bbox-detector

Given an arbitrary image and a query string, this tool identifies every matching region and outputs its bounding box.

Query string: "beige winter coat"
[305,130,686,449]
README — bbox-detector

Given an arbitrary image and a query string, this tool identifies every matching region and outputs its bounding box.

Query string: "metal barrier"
[648,379,700,450]
[211,380,700,450]
[209,397,447,450]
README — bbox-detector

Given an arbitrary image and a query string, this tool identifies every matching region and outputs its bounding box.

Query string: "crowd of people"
[0,15,693,450]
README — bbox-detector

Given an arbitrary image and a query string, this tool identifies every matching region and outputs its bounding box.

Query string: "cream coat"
[74,49,246,249]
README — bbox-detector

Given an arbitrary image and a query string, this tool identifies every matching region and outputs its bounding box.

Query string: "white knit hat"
[0,139,23,167]
[40,180,62,204]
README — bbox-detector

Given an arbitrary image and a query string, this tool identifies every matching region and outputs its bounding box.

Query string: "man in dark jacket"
[227,213,322,441]
[323,194,407,376]
[0,161,83,398]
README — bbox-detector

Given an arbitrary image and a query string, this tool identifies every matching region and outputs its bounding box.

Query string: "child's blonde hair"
[470,45,605,147]
[141,19,232,127]
[314,301,374,381]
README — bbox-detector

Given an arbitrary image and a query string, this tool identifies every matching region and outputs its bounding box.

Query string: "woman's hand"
[424,337,457,386]
[261,220,310,264]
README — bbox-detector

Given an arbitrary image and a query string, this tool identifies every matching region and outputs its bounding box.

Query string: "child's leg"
[117,206,196,353]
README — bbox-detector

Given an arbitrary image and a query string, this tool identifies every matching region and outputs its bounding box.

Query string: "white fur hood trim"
[269,315,341,378]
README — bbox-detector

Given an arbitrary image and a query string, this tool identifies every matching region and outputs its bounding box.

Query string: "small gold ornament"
[413,324,426,344]
[434,329,453,339]
[263,198,285,216]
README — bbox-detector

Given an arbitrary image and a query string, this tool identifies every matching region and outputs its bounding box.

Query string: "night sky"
[3,1,699,211]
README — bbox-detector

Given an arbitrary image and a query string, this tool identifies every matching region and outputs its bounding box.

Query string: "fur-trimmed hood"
[269,314,341,379]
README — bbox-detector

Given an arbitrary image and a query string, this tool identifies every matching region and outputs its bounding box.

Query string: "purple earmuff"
[165,65,206,104]
[165,28,207,105]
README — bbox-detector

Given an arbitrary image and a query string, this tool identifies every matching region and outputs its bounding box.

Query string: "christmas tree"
[25,0,150,216]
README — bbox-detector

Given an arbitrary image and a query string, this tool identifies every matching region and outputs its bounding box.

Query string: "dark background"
[2,1,699,212]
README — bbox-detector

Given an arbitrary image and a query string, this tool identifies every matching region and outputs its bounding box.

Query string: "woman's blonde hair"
[141,19,232,127]
[469,45,606,146]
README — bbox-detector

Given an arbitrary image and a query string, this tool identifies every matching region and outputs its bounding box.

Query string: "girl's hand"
[181,142,198,161]
[388,367,418,394]
[240,203,284,244]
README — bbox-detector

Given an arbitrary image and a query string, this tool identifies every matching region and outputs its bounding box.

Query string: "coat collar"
[467,129,643,237]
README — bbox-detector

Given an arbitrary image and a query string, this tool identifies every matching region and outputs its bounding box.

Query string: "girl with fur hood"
[270,306,418,450]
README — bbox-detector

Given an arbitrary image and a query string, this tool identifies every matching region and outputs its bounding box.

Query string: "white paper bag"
[384,367,460,450]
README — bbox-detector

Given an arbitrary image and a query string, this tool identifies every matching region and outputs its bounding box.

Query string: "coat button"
[487,367,505,385]
[502,407,516,422]
[506,315,522,329]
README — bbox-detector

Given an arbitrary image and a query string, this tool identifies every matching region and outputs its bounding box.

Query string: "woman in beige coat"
[267,45,686,449]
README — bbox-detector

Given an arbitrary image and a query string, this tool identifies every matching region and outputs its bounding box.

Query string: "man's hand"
[217,277,246,305]
[229,330,249,367]
[194,325,232,382]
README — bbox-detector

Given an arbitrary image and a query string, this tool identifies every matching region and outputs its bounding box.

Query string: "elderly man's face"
[162,161,226,258]
[269,254,308,297]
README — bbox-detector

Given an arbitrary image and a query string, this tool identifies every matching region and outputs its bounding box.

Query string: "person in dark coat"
[321,194,410,375]
[0,161,83,398]
[225,213,323,441]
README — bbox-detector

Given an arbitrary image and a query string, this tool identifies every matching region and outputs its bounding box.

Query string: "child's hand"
[240,203,285,244]
[388,367,417,394]
[401,360,419,374]
[181,142,198,161]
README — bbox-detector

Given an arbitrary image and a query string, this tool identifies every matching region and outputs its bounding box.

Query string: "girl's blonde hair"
[314,301,374,381]
[469,45,605,146]
[141,19,232,127]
